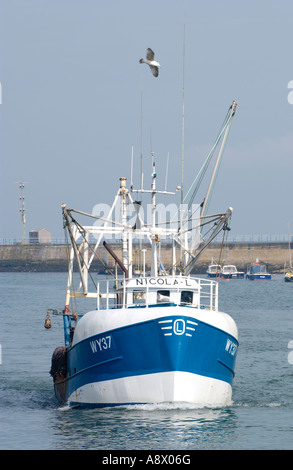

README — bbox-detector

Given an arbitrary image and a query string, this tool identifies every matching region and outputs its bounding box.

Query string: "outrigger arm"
[184,207,233,276]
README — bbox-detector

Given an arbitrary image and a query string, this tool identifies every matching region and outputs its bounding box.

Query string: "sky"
[1,0,293,241]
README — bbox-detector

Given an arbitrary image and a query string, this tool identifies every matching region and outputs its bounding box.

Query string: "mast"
[180,15,188,269]
[181,9,186,207]
[119,177,128,272]
[288,224,292,269]
[131,155,178,276]
[151,160,157,276]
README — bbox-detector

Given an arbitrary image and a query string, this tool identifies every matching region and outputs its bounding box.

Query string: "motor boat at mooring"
[206,260,221,278]
[220,265,244,279]
[246,260,271,280]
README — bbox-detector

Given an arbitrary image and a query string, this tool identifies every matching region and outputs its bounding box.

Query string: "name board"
[134,277,197,288]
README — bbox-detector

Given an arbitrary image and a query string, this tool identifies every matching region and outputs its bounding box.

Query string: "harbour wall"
[0,242,291,273]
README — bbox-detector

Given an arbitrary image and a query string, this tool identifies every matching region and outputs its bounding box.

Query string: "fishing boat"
[48,101,239,408]
[246,260,271,280]
[206,259,221,278]
[220,265,244,279]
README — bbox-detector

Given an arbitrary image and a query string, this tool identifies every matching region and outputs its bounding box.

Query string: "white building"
[29,228,52,244]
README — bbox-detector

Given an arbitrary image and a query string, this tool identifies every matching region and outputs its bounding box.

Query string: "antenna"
[165,152,169,191]
[179,9,187,267]
[181,10,186,206]
[16,182,27,242]
[140,78,143,193]
[130,145,134,190]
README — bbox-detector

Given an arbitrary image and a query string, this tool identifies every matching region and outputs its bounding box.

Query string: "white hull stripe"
[68,371,232,408]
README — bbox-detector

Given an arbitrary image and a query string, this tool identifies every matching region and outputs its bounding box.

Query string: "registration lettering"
[90,335,112,353]
[225,338,237,356]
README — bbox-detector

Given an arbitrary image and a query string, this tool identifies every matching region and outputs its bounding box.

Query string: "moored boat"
[246,260,271,280]
[284,271,293,282]
[284,228,293,282]
[206,260,221,278]
[220,265,244,279]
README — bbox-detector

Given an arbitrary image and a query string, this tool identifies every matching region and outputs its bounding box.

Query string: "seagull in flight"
[139,48,160,77]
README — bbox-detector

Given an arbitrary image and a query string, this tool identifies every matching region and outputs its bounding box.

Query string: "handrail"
[95,276,218,312]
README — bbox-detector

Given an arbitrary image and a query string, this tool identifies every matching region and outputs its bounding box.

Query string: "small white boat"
[206,260,221,278]
[220,265,244,279]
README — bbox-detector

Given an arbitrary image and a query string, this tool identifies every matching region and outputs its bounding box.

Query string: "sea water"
[0,272,293,450]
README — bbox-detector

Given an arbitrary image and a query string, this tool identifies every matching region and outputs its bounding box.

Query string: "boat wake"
[113,401,233,412]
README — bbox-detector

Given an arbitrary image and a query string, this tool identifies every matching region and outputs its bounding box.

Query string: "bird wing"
[146,48,155,61]
[150,65,159,77]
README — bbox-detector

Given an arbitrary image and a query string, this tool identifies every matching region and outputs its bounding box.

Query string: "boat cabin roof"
[207,264,221,271]
[248,263,267,274]
[221,265,237,273]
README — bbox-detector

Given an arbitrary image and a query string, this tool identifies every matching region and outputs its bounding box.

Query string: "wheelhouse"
[96,276,218,311]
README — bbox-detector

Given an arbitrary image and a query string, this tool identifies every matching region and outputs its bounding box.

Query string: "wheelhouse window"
[133,290,146,304]
[180,290,193,305]
[157,290,170,303]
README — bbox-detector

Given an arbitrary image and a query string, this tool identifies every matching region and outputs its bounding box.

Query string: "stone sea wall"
[0,242,291,273]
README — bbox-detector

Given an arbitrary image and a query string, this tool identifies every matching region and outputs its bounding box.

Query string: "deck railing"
[95,276,218,312]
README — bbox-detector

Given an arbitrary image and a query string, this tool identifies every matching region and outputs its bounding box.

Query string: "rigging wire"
[171,105,233,231]
[66,212,116,285]
[185,107,232,211]
[217,218,231,271]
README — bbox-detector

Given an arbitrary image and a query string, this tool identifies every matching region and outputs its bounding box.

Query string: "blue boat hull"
[221,273,244,279]
[246,274,271,280]
[52,310,238,407]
